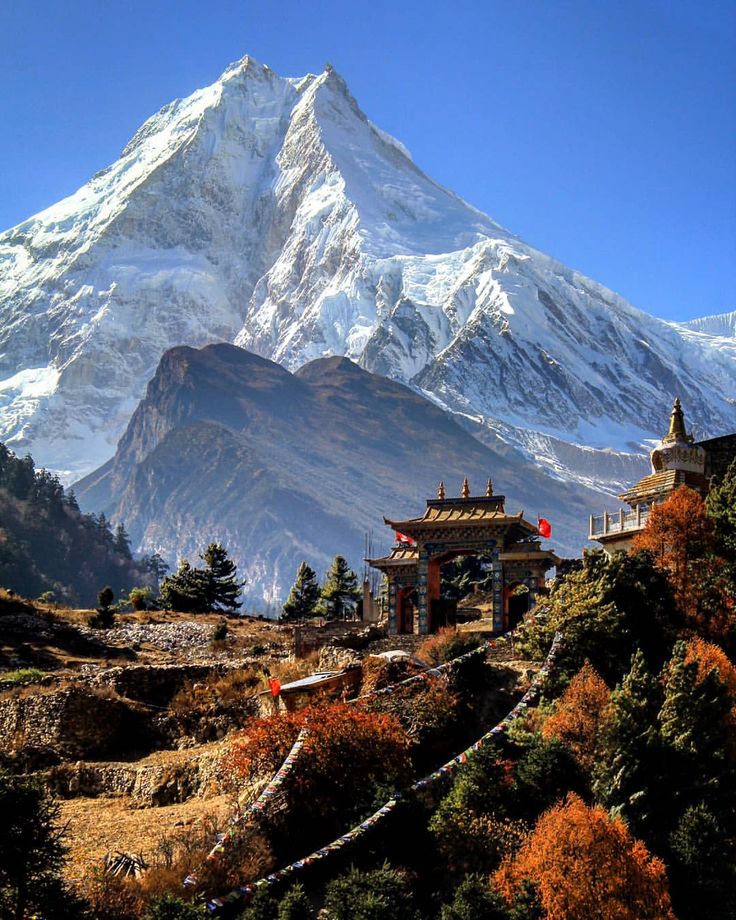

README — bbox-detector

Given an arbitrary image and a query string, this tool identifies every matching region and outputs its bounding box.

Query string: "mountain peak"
[1,55,734,492]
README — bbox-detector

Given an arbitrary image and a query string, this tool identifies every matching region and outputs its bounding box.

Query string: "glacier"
[0,54,734,496]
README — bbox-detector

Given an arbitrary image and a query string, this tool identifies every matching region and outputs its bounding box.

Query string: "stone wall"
[93,663,249,706]
[0,686,149,763]
[46,746,224,806]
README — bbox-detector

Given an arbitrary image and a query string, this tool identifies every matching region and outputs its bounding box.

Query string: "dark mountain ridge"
[76,343,601,607]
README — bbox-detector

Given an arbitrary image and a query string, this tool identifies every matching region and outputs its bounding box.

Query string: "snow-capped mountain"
[0,55,734,493]
[679,311,736,339]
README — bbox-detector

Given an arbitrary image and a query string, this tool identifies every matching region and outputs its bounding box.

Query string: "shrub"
[79,866,143,920]
[226,703,411,857]
[439,874,507,920]
[129,586,153,611]
[143,894,204,920]
[361,676,459,768]
[417,627,483,665]
[323,863,418,920]
[2,667,45,685]
[212,621,229,642]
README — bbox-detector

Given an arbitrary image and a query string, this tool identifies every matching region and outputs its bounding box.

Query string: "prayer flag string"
[205,631,562,912]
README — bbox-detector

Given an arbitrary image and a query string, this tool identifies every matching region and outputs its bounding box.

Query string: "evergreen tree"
[159,545,243,612]
[143,894,203,920]
[706,459,736,613]
[141,551,170,585]
[323,863,418,920]
[320,555,360,620]
[113,522,132,559]
[593,650,664,841]
[281,562,321,621]
[277,883,312,920]
[160,560,208,613]
[239,887,278,920]
[440,875,507,920]
[201,542,244,611]
[658,641,736,817]
[668,803,736,920]
[0,770,83,920]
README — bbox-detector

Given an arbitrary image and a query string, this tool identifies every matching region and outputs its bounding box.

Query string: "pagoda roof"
[385,495,536,534]
[619,468,707,505]
[366,543,419,570]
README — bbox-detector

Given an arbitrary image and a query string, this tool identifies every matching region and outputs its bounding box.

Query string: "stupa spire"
[486,478,494,497]
[437,480,446,500]
[662,396,691,445]
[461,477,470,498]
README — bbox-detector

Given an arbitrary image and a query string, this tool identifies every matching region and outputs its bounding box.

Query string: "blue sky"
[1,0,734,322]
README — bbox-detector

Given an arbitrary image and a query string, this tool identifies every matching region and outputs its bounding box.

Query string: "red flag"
[537,517,552,539]
[395,532,414,545]
[268,677,281,697]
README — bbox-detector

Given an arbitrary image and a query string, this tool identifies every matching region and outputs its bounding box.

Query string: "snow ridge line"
[205,631,563,911]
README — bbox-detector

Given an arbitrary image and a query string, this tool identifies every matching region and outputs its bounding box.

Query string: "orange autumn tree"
[225,701,412,854]
[495,793,675,920]
[542,661,611,773]
[684,637,736,698]
[634,485,722,628]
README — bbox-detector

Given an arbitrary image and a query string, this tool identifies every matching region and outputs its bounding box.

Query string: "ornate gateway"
[368,478,559,635]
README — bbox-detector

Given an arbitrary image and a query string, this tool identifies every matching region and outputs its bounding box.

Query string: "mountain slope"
[0,443,151,606]
[74,343,604,605]
[679,311,736,339]
[1,55,734,491]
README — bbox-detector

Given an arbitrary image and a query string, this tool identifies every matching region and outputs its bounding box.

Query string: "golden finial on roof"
[662,396,692,445]
[461,477,470,498]
[486,478,494,497]
[438,480,446,500]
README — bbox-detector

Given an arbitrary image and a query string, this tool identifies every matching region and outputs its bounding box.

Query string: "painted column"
[417,547,429,634]
[388,577,398,634]
[492,550,504,633]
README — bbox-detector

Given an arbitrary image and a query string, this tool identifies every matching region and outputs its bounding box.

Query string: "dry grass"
[60,794,233,883]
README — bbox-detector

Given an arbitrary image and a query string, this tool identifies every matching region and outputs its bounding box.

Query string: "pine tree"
[113,522,132,559]
[201,542,244,611]
[658,641,735,816]
[593,650,664,841]
[440,874,507,920]
[277,883,312,920]
[141,552,170,585]
[706,459,736,609]
[160,560,208,613]
[282,562,321,621]
[320,555,360,620]
[0,770,83,920]
[668,803,736,920]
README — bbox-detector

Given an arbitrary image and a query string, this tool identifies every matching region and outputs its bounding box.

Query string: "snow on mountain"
[0,55,734,499]
[678,311,736,339]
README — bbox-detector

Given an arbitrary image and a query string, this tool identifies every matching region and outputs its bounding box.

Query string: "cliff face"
[76,343,606,605]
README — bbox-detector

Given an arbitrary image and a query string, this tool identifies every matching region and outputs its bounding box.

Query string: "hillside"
[74,343,606,605]
[0,443,152,606]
